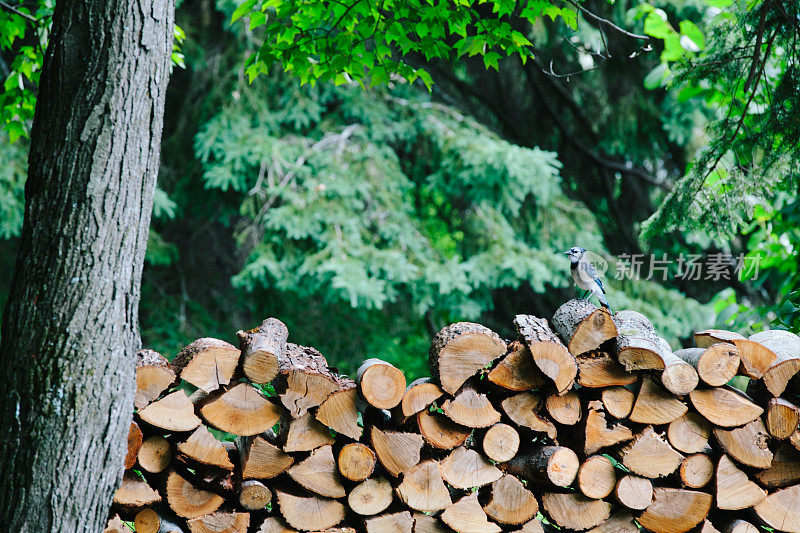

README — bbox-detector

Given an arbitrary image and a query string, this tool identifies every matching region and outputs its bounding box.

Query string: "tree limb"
[0,1,37,22]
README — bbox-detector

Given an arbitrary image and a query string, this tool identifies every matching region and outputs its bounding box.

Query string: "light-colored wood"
[601,386,634,419]
[482,474,538,525]
[365,511,414,533]
[732,338,778,379]
[178,425,234,469]
[135,349,177,409]
[112,472,161,513]
[512,519,545,533]
[552,299,617,356]
[439,446,502,489]
[283,411,336,452]
[399,378,443,417]
[689,386,763,427]
[699,520,722,533]
[316,386,362,440]
[713,418,774,468]
[766,397,800,439]
[614,310,663,370]
[138,390,202,432]
[715,454,766,510]
[237,317,288,384]
[482,423,520,463]
[488,341,545,391]
[637,488,712,533]
[755,330,800,396]
[430,322,506,395]
[541,492,611,530]
[576,352,637,388]
[357,358,406,410]
[620,426,683,478]
[501,392,556,439]
[694,329,745,348]
[254,517,297,533]
[200,383,283,436]
[545,390,582,425]
[442,386,501,428]
[504,446,579,488]
[755,442,800,489]
[187,512,250,533]
[514,314,577,393]
[166,470,224,519]
[239,480,272,511]
[629,377,688,424]
[614,474,653,510]
[412,513,453,533]
[276,343,343,418]
[134,509,183,533]
[275,491,345,531]
[239,435,294,479]
[337,443,377,482]
[577,455,616,499]
[667,412,711,454]
[287,445,345,498]
[348,477,393,516]
[171,338,240,393]
[657,338,699,396]
[138,435,173,474]
[396,460,451,512]
[416,410,471,450]
[371,426,423,477]
[754,484,800,532]
[584,400,634,454]
[675,344,740,387]
[441,493,501,533]
[679,453,714,488]
[587,511,638,533]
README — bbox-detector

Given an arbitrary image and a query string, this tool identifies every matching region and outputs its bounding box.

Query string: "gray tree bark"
[0,1,174,531]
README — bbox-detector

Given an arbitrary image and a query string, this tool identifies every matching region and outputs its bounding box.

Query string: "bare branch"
[0,1,37,22]
[566,0,649,40]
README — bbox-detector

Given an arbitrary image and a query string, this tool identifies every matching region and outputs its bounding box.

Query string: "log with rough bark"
[237,317,289,384]
[656,339,699,396]
[488,341,545,391]
[637,488,712,533]
[541,492,611,530]
[482,423,520,463]
[694,329,745,348]
[275,491,345,531]
[689,386,763,428]
[577,455,616,499]
[552,299,617,356]
[348,477,393,516]
[416,409,471,450]
[482,475,538,525]
[429,322,507,395]
[442,386,501,428]
[398,378,444,418]
[514,314,577,393]
[613,310,662,370]
[614,474,652,510]
[396,460,451,512]
[171,338,241,393]
[135,349,178,410]
[441,493,502,533]
[502,446,579,488]
[674,344,740,387]
[357,358,406,409]
[337,443,377,482]
[440,446,503,489]
[276,343,343,418]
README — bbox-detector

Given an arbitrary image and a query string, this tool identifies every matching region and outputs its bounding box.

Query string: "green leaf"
[231,0,257,23]
[679,20,705,50]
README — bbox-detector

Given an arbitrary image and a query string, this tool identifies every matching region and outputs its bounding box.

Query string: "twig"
[566,0,649,40]
[0,1,37,22]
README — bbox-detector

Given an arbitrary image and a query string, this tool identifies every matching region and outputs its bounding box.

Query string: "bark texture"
[0,1,174,530]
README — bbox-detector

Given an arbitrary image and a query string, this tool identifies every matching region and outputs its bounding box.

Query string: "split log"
[587,511,638,533]
[239,480,272,511]
[171,338,240,393]
[541,492,611,530]
[135,349,177,409]
[134,509,183,533]
[614,474,653,510]
[501,393,557,439]
[187,512,249,533]
[715,454,766,509]
[629,377,687,425]
[482,474,538,525]
[348,477,393,516]
[667,412,711,454]
[482,423,520,463]
[412,513,452,533]
[254,516,296,533]
[138,435,173,474]
[416,410,470,450]
[552,299,617,356]
[584,400,634,454]
[166,470,224,519]
[441,493,501,533]
[275,491,345,531]
[440,446,502,489]
[138,390,202,432]
[656,339,699,396]
[613,310,662,370]
[276,343,343,418]
[576,351,637,388]
[287,445,346,498]
[620,426,683,478]
[723,521,759,533]
[689,386,763,428]
[637,488,712,533]
[357,358,406,410]
[237,317,288,384]
[282,411,336,452]
[679,452,714,488]
[694,329,745,348]
[178,426,234,470]
[754,442,800,489]
[514,314,576,393]
[753,329,800,396]
[316,385,362,440]
[396,460,451,512]
[600,386,634,419]
[731,338,777,379]
[238,435,294,479]
[429,322,506,395]
[338,443,377,482]
[441,386,501,428]
[503,446,579,488]
[487,341,545,391]
[200,383,283,436]
[765,397,800,439]
[399,378,443,418]
[754,484,800,533]
[512,518,545,533]
[104,515,128,533]
[370,426,423,477]
[545,390,581,425]
[713,418,773,468]
[365,511,414,533]
[577,455,616,499]
[700,520,722,533]
[674,344,740,387]
[112,472,161,514]
[125,422,143,470]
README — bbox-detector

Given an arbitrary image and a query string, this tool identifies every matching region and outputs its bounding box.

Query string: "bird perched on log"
[564,247,610,309]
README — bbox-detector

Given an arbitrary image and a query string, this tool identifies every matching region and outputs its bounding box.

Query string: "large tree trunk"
[0,1,174,530]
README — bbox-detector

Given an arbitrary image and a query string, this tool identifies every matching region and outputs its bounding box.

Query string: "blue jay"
[564,247,610,309]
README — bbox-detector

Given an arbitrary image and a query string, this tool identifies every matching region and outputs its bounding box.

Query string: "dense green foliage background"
[1,0,797,379]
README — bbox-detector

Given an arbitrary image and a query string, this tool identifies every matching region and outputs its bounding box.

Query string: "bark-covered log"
[237,317,289,384]
[674,344,740,387]
[694,329,745,348]
[275,343,344,418]
[337,443,377,482]
[613,310,663,370]
[440,446,502,489]
[396,460,451,512]
[482,475,538,525]
[552,299,617,356]
[398,378,443,418]
[348,477,393,516]
[200,383,283,436]
[239,480,272,511]
[135,349,177,410]
[357,358,406,410]
[656,338,699,396]
[429,322,506,395]
[275,491,345,531]
[171,338,240,393]
[487,341,545,391]
[502,446,579,488]
[514,315,577,393]
[753,330,800,396]
[637,488,712,533]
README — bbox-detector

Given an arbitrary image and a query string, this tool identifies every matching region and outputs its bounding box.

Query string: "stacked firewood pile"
[106,299,800,533]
